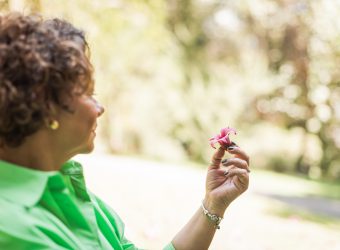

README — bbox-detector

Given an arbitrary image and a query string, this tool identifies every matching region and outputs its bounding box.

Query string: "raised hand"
[204,145,250,215]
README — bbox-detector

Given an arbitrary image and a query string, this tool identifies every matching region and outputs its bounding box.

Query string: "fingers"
[227,146,250,165]
[224,168,249,188]
[208,147,225,170]
[222,158,250,172]
[224,167,248,177]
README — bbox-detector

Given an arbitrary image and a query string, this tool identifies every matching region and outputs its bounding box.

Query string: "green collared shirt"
[0,159,175,250]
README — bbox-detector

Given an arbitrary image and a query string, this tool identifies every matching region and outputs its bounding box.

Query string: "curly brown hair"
[0,13,94,147]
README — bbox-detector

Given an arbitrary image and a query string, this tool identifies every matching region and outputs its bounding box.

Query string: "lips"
[91,125,97,135]
[92,124,97,132]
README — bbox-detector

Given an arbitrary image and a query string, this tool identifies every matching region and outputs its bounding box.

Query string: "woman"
[0,13,250,250]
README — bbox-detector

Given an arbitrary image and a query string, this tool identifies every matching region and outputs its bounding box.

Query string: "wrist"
[203,195,227,218]
[201,200,224,229]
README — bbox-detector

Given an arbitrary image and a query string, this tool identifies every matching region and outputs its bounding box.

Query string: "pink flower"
[209,127,237,149]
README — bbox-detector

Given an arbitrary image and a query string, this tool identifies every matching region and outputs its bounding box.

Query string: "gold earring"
[49,120,59,130]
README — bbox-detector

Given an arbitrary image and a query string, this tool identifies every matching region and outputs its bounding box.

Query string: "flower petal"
[209,126,237,149]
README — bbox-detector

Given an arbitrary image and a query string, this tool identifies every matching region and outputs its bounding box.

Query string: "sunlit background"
[1,0,340,249]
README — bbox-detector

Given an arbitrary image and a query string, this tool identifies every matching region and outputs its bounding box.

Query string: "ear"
[43,102,60,129]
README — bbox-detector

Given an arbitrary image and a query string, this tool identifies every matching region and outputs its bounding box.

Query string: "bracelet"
[201,200,223,229]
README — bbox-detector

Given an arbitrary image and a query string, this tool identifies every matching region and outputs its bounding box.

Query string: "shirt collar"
[0,160,77,207]
[60,160,83,175]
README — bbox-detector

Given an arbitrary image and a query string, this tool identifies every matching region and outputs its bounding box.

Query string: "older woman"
[0,13,250,250]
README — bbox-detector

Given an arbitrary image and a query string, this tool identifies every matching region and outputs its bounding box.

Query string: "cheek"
[82,108,98,129]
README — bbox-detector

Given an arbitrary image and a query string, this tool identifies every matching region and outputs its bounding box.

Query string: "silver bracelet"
[201,200,223,229]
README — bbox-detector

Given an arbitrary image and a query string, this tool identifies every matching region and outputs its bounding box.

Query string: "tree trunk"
[294,129,310,174]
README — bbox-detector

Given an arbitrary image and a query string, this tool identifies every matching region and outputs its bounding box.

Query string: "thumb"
[208,147,225,170]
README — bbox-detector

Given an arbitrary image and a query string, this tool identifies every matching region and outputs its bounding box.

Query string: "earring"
[49,120,59,130]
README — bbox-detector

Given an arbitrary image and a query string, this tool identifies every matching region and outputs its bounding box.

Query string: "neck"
[0,131,70,171]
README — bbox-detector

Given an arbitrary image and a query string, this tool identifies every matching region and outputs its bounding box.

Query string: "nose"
[97,103,105,116]
[94,99,105,116]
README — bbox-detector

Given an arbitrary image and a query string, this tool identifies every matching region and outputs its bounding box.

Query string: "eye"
[86,91,96,98]
[90,93,97,101]
[88,93,98,103]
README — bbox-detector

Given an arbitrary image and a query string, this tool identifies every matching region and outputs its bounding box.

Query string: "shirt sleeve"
[163,242,176,250]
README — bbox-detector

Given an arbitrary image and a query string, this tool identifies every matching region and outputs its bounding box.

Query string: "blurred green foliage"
[1,0,339,180]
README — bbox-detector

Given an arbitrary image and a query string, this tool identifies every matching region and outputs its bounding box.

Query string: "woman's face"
[54,92,104,156]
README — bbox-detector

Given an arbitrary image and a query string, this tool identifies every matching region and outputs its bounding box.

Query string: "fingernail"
[227,146,236,150]
[247,169,251,173]
[221,159,228,164]
[224,171,229,176]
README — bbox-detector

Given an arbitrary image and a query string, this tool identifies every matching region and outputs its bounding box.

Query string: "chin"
[79,143,95,154]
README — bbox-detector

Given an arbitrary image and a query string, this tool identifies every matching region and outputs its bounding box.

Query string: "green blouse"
[0,159,175,250]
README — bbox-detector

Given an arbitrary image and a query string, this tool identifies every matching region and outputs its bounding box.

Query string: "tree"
[239,0,340,179]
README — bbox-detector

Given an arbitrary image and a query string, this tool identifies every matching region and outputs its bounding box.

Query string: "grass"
[252,169,340,199]
[252,169,340,228]
[266,199,340,230]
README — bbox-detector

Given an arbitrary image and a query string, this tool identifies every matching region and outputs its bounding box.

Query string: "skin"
[0,92,104,171]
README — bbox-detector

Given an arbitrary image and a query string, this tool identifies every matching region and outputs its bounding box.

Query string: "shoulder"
[0,206,62,248]
[0,199,38,239]
[0,199,71,249]
[0,199,26,223]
